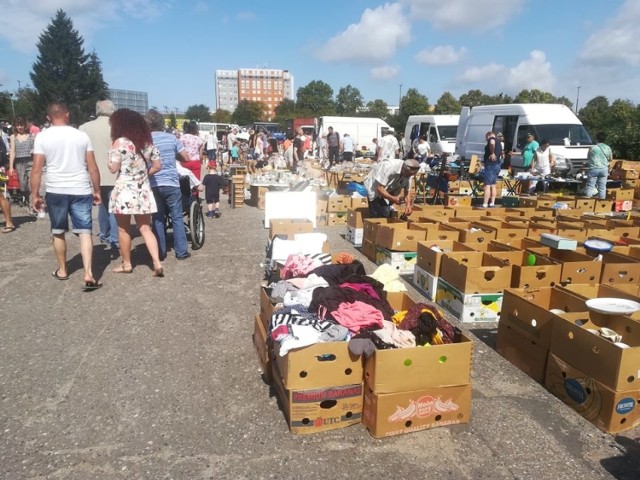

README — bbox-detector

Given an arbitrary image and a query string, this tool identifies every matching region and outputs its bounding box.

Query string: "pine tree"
[30,9,109,124]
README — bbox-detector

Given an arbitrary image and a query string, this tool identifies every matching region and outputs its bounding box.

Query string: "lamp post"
[399,83,403,113]
[575,86,581,114]
[8,93,15,119]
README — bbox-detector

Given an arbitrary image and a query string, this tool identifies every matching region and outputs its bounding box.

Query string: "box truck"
[403,115,459,156]
[455,104,593,175]
[316,116,391,153]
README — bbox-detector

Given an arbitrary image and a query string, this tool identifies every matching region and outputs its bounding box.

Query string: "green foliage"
[212,109,232,123]
[397,88,429,130]
[232,100,266,126]
[185,104,212,122]
[434,92,461,114]
[364,99,390,120]
[295,80,336,116]
[335,85,364,116]
[168,112,177,129]
[30,10,108,124]
[273,98,296,124]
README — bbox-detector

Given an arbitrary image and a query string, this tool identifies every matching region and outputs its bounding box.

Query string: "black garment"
[484,135,503,163]
[293,137,304,160]
[398,302,456,344]
[309,285,396,321]
[307,261,366,285]
[202,173,222,203]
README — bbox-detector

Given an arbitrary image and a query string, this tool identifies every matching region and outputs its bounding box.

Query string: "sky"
[1,0,639,114]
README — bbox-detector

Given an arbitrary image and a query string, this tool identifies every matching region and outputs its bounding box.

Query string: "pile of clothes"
[267,254,460,357]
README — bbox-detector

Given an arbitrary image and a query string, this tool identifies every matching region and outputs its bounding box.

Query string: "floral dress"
[109,137,159,215]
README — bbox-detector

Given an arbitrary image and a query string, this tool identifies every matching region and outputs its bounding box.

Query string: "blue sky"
[1,0,639,113]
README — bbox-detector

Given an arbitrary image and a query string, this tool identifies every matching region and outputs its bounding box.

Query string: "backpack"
[0,137,8,168]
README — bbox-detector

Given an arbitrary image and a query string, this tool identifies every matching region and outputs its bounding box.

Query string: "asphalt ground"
[1,195,639,480]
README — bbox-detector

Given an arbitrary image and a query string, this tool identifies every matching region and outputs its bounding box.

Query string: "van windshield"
[438,125,458,141]
[533,124,593,146]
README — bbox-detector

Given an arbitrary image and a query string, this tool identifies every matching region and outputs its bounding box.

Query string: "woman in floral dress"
[108,109,164,277]
[180,121,204,180]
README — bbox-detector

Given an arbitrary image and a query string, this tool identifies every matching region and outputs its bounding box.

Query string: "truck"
[455,104,593,175]
[316,116,391,153]
[251,121,286,141]
[403,114,460,156]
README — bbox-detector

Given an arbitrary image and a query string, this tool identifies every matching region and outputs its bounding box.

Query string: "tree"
[364,99,390,120]
[335,85,364,116]
[185,104,212,122]
[296,81,335,117]
[458,89,487,107]
[232,100,265,126]
[434,92,461,114]
[168,112,177,129]
[30,9,109,123]
[212,109,232,123]
[579,96,610,136]
[396,88,429,130]
[515,89,558,104]
[273,98,296,125]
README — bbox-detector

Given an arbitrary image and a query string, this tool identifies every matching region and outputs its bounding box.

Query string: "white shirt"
[227,132,237,150]
[379,133,399,161]
[416,141,430,156]
[534,147,552,176]
[342,135,354,153]
[33,125,94,195]
[176,163,201,189]
[364,159,409,201]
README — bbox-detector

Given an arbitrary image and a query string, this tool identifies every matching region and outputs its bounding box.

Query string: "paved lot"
[1,197,639,480]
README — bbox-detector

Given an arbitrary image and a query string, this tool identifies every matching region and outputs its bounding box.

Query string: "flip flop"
[82,281,103,291]
[2,226,16,233]
[113,263,133,274]
[52,268,69,281]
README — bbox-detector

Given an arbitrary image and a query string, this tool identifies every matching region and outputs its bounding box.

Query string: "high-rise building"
[108,88,149,115]
[215,69,294,120]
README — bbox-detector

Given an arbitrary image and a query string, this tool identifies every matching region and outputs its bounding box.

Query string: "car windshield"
[438,126,458,140]
[533,124,593,146]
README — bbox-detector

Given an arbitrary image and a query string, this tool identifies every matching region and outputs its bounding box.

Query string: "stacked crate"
[231,175,245,208]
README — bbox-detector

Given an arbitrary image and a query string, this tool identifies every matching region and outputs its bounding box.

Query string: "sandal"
[83,280,103,291]
[113,263,133,274]
[2,225,16,233]
[152,267,164,278]
[52,268,69,281]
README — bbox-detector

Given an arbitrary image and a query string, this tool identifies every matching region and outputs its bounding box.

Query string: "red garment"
[331,301,384,333]
[339,282,381,300]
[182,160,201,181]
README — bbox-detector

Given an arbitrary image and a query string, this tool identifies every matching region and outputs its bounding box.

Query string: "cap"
[527,132,534,137]
[497,132,504,138]
[403,159,420,169]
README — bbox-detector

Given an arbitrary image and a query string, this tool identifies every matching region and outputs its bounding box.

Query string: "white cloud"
[415,45,466,65]
[316,3,411,63]
[457,50,555,93]
[505,50,555,92]
[0,1,169,53]
[402,0,525,30]
[579,0,640,67]
[371,66,400,80]
[458,63,505,83]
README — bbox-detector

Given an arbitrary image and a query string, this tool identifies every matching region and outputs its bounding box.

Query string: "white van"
[403,115,459,156]
[455,104,593,174]
[317,116,391,153]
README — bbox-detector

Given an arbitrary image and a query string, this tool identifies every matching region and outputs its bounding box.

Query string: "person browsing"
[364,158,419,218]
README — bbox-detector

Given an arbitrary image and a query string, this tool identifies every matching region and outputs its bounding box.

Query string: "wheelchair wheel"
[189,200,205,250]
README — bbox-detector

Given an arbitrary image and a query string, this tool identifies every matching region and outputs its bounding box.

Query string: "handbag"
[7,170,20,190]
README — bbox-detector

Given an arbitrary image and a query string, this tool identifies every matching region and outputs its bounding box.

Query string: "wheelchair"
[165,176,205,250]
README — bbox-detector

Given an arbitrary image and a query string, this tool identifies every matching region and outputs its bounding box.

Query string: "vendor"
[364,159,420,218]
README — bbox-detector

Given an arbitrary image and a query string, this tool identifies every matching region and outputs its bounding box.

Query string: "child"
[230,141,239,164]
[201,167,222,218]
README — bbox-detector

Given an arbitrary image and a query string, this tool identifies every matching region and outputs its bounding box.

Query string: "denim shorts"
[46,192,93,235]
[483,163,501,185]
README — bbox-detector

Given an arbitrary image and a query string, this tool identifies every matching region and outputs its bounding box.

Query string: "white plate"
[586,298,640,315]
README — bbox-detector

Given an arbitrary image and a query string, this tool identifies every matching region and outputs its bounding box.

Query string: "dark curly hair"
[110,108,152,151]
[184,121,198,135]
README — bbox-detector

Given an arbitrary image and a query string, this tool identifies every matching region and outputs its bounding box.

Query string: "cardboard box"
[253,313,273,383]
[260,286,277,329]
[346,208,370,228]
[600,252,640,286]
[415,240,475,275]
[346,225,363,246]
[440,251,512,294]
[547,249,603,285]
[362,384,472,438]
[375,247,417,275]
[326,194,351,212]
[363,328,473,393]
[249,185,269,209]
[445,221,498,245]
[607,188,634,201]
[444,194,472,207]
[593,199,613,213]
[269,219,314,239]
[545,353,640,434]
[349,196,369,209]
[272,364,363,435]
[274,341,363,390]
[413,265,438,301]
[488,250,563,289]
[409,223,461,242]
[500,196,520,208]
[375,225,426,251]
[361,238,377,261]
[436,278,503,323]
[550,312,640,391]
[559,283,640,320]
[500,287,588,348]
[490,238,552,255]
[327,212,348,227]
[496,319,548,384]
[363,218,404,243]
[316,197,328,215]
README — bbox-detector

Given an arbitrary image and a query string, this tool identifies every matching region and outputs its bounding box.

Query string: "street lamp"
[399,83,403,112]
[575,86,581,114]
[8,93,15,119]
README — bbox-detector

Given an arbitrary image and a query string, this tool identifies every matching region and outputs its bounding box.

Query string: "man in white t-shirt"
[377,127,400,161]
[31,102,102,290]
